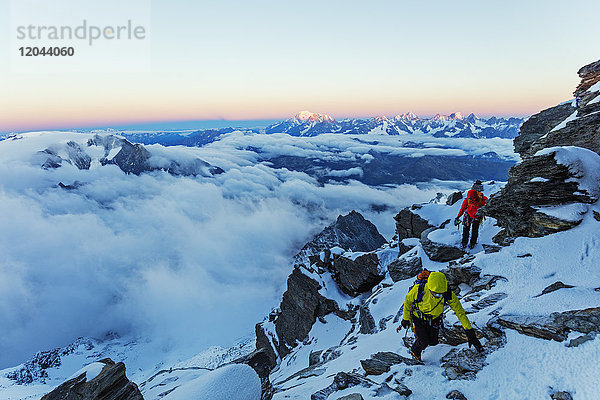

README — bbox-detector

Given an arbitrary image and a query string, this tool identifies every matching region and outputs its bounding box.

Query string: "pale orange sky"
[1,0,598,132]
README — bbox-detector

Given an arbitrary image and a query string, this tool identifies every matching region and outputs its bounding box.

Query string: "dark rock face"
[551,391,574,400]
[41,359,143,400]
[66,141,92,169]
[310,372,372,400]
[513,103,576,158]
[496,307,600,342]
[394,208,434,242]
[441,326,506,380]
[446,191,463,206]
[421,228,465,262]
[332,254,384,296]
[487,59,600,243]
[387,255,422,282]
[486,151,591,243]
[446,390,468,400]
[360,352,422,375]
[8,338,96,384]
[274,268,338,358]
[359,305,377,334]
[295,211,387,264]
[234,349,274,400]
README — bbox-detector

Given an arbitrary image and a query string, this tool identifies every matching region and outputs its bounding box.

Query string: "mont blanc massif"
[1,60,599,400]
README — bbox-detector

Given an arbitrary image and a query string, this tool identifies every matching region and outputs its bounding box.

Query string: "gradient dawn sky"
[1,0,599,132]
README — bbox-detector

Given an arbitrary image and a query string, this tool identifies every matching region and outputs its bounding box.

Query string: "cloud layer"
[0,132,467,368]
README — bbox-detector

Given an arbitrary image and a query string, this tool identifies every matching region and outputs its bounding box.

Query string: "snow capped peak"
[374,115,389,122]
[449,112,465,120]
[394,112,418,120]
[432,114,447,121]
[294,111,336,123]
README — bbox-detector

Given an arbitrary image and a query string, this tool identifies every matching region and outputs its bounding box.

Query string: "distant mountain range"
[115,111,524,148]
[265,111,524,138]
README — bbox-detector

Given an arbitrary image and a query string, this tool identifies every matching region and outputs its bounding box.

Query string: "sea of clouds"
[0,132,485,369]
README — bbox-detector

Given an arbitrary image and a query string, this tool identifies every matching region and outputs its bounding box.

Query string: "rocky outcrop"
[273,268,338,358]
[441,326,506,380]
[234,348,274,400]
[37,134,223,177]
[295,211,387,264]
[446,390,468,400]
[394,208,434,242]
[359,305,377,334]
[8,338,96,384]
[360,352,422,375]
[495,307,600,342]
[446,191,463,206]
[487,59,600,243]
[310,372,373,400]
[310,371,411,400]
[41,359,143,400]
[513,103,576,158]
[534,281,574,297]
[421,227,465,262]
[387,254,422,282]
[332,254,384,296]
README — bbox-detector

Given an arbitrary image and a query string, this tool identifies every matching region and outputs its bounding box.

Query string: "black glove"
[465,329,484,352]
[401,319,411,329]
[454,217,461,226]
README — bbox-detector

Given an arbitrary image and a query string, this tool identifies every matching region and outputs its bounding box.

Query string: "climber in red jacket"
[454,180,487,250]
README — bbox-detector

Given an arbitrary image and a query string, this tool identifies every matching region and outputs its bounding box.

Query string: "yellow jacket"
[402,271,472,330]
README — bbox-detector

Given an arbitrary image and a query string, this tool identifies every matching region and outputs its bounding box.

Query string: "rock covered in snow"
[446,191,463,206]
[360,352,421,375]
[495,307,600,342]
[294,211,387,264]
[272,267,338,359]
[40,358,143,400]
[393,208,434,242]
[332,254,384,297]
[421,227,465,262]
[487,59,600,243]
[387,253,422,282]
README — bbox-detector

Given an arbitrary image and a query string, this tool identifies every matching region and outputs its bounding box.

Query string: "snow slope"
[266,191,600,400]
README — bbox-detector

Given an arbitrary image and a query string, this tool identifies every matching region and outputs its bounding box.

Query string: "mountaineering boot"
[410,349,422,361]
[409,344,422,361]
[468,243,475,250]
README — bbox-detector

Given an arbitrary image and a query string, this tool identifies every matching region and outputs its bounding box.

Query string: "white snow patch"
[528,177,549,183]
[66,362,105,382]
[162,364,260,400]
[534,203,588,222]
[535,146,600,200]
[550,110,578,132]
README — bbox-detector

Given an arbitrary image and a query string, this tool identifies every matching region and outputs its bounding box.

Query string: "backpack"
[411,269,452,305]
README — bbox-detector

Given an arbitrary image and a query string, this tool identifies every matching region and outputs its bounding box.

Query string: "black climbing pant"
[462,215,481,247]
[410,317,442,357]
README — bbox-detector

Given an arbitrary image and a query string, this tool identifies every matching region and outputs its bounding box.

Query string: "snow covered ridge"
[486,58,600,244]
[1,131,224,177]
[105,111,523,147]
[249,184,600,400]
[265,111,523,139]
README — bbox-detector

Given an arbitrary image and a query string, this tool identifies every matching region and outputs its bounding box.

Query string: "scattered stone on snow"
[360,352,422,376]
[446,389,468,400]
[534,281,575,297]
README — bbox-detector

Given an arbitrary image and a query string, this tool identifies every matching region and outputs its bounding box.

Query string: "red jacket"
[458,189,487,219]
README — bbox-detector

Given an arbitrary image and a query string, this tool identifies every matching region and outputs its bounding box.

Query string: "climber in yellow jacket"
[398,271,483,361]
